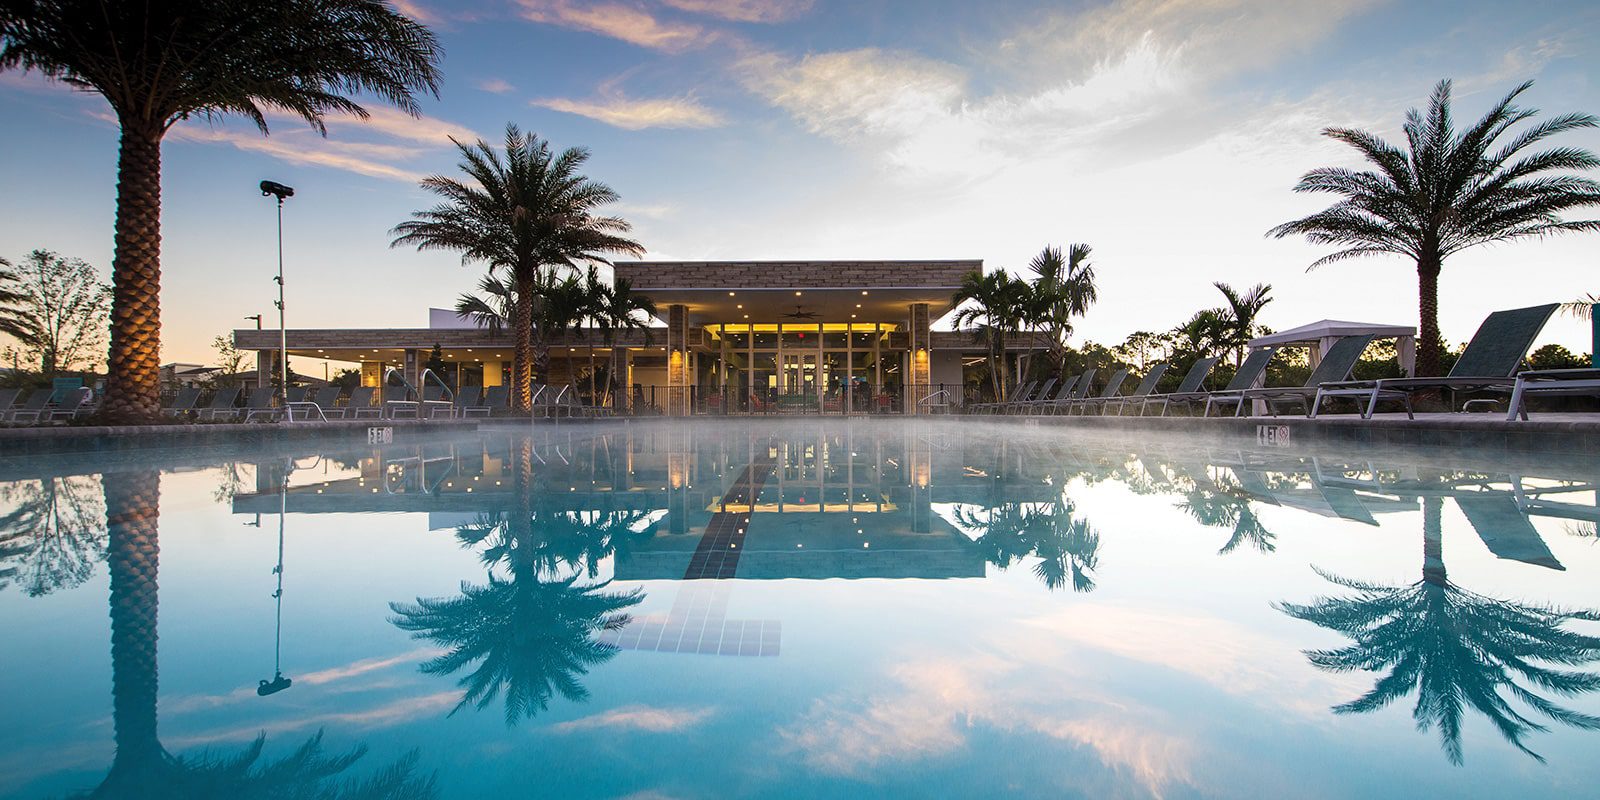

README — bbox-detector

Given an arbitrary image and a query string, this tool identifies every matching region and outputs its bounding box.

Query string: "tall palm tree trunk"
[512,277,534,414]
[100,470,167,792]
[102,126,166,423]
[1421,496,1446,587]
[1417,250,1443,378]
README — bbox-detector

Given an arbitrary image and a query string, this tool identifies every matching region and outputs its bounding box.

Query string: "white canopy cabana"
[1249,319,1416,377]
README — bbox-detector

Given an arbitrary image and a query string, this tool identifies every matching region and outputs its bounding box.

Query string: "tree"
[6,249,110,377]
[1277,497,1600,764]
[391,125,644,413]
[1024,244,1097,381]
[1212,282,1273,367]
[1560,292,1598,320]
[1170,308,1230,361]
[589,270,656,404]
[0,474,105,597]
[0,255,30,341]
[424,343,447,384]
[1269,79,1600,377]
[1528,343,1589,370]
[210,334,247,380]
[0,1,443,421]
[950,269,1030,401]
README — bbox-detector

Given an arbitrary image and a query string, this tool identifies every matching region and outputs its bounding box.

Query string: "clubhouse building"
[234,260,1015,414]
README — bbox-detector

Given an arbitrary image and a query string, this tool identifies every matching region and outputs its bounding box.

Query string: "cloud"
[477,77,517,94]
[389,0,442,25]
[740,48,966,143]
[162,692,460,749]
[167,107,478,182]
[660,0,814,23]
[517,0,715,52]
[170,126,425,182]
[536,93,725,129]
[550,705,715,733]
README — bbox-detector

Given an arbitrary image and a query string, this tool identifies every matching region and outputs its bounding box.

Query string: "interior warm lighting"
[728,291,736,296]
[795,290,802,296]
[861,290,869,295]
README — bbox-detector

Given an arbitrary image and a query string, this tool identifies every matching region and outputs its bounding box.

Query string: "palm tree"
[389,439,642,725]
[1277,498,1600,764]
[1168,462,1276,555]
[1268,79,1600,377]
[91,469,435,798]
[1171,309,1230,361]
[1213,282,1272,367]
[950,269,1030,401]
[590,272,657,406]
[0,1,442,422]
[1560,292,1598,320]
[0,255,32,341]
[391,126,644,413]
[1025,244,1097,381]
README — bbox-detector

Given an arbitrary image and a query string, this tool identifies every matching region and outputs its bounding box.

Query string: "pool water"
[2,418,1599,798]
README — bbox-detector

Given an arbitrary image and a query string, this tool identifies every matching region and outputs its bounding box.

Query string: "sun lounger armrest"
[1516,368,1600,382]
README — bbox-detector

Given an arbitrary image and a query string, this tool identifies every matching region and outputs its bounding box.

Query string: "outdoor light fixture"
[260,179,295,409]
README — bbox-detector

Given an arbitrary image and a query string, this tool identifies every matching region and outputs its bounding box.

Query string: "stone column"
[907,303,931,414]
[255,350,273,390]
[611,346,631,413]
[403,348,420,398]
[667,304,690,417]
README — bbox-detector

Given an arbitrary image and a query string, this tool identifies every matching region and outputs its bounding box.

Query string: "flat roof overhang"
[638,286,960,325]
[613,260,979,324]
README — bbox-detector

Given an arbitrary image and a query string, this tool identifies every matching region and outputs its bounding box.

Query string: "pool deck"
[977,411,1600,456]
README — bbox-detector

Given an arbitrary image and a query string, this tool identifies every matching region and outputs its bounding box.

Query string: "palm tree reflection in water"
[389,440,644,725]
[90,470,437,799]
[1277,497,1600,764]
[958,496,1101,592]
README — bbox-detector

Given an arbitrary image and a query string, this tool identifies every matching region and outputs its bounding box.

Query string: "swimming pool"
[2,418,1598,798]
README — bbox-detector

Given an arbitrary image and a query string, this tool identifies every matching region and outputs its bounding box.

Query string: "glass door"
[782,354,817,411]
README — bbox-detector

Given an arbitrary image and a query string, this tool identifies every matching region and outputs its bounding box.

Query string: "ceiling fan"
[782,305,820,320]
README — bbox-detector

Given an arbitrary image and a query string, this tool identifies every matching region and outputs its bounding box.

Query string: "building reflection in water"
[225,428,1600,759]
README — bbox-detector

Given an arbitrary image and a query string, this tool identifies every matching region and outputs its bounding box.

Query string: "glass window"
[753,327,777,349]
[823,331,848,349]
[852,326,876,349]
[723,326,750,349]
[781,324,818,349]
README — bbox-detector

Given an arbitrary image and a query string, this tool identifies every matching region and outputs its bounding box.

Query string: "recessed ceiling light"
[861,290,869,295]
[728,291,736,296]
[795,290,802,296]
[736,304,742,309]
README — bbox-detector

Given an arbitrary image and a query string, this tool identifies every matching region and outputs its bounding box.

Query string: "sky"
[1,0,1598,366]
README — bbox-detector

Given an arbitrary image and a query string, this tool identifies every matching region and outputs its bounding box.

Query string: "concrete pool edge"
[976,412,1600,456]
[0,418,484,457]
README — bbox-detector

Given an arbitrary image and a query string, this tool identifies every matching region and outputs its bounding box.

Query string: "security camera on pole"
[260,180,294,413]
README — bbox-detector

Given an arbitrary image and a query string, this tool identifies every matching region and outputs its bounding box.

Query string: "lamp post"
[260,181,295,409]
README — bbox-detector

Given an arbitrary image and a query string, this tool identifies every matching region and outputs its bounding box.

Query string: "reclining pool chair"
[4,388,56,423]
[1046,369,1096,415]
[1169,352,1279,417]
[1311,303,1560,419]
[1101,364,1170,416]
[1018,377,1076,415]
[163,387,202,417]
[1005,378,1055,414]
[1207,335,1374,417]
[971,381,1033,415]
[1069,368,1131,415]
[195,387,242,420]
[1137,357,1221,416]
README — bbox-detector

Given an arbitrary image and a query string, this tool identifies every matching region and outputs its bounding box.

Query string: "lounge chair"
[163,387,202,417]
[196,387,242,420]
[286,386,308,404]
[1005,378,1055,414]
[241,387,280,422]
[1138,357,1222,416]
[47,387,94,421]
[1505,367,1600,421]
[1207,335,1374,417]
[1102,364,1170,416]
[466,385,507,417]
[0,388,20,418]
[1069,368,1130,415]
[1018,377,1076,415]
[380,386,413,418]
[1165,350,1279,416]
[973,381,1034,415]
[4,389,55,423]
[453,386,483,417]
[347,386,382,419]
[421,385,455,418]
[1046,369,1096,415]
[1311,303,1561,419]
